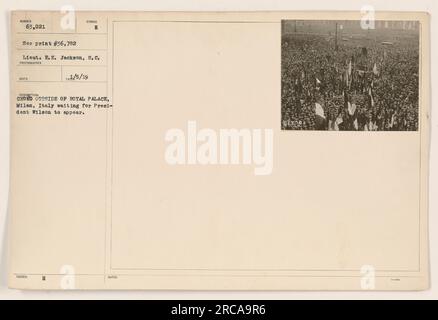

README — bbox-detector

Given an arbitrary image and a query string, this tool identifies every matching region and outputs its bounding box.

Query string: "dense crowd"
[281,33,419,131]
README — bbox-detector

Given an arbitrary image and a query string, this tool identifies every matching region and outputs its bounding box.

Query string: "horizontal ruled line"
[17,32,108,35]
[16,64,107,67]
[17,80,107,83]
[16,48,107,51]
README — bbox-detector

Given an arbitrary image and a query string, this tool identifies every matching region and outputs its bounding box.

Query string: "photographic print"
[281,20,419,131]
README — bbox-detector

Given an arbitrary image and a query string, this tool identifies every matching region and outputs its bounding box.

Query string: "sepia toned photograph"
[281,20,420,131]
[5,10,431,294]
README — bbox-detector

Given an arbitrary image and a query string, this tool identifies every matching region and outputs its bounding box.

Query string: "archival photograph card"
[8,11,430,290]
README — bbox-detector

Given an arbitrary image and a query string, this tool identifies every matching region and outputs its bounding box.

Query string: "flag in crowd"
[281,24,419,131]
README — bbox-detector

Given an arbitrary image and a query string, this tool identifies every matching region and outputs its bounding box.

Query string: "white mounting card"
[8,11,430,290]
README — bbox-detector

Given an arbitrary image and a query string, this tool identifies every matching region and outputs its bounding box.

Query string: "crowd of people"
[281,31,419,131]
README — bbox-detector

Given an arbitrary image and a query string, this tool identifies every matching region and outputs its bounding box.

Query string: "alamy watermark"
[164,121,274,176]
[60,264,75,289]
[360,264,376,290]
